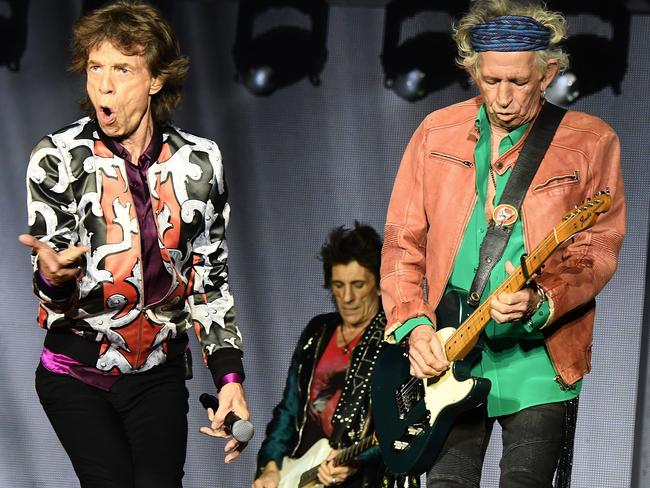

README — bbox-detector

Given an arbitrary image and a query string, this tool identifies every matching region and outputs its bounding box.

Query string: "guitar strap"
[467,102,567,307]
[330,310,386,448]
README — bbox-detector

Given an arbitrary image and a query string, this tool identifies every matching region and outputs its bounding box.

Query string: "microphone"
[199,393,254,443]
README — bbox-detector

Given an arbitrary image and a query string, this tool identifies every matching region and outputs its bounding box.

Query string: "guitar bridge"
[395,377,424,419]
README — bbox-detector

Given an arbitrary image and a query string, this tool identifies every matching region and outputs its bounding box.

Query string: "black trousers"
[35,358,189,488]
[426,401,569,488]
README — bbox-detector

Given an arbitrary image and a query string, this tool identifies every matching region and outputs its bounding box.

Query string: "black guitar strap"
[467,102,567,307]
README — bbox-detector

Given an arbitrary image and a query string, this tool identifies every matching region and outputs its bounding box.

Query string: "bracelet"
[523,282,546,320]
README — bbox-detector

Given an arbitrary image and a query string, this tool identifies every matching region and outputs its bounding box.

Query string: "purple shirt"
[100,127,171,305]
[41,348,120,391]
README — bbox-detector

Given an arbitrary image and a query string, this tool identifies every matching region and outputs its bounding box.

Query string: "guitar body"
[278,438,331,488]
[277,432,377,488]
[372,330,490,475]
[371,191,612,476]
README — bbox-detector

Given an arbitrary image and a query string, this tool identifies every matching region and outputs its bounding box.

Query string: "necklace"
[489,164,498,191]
[487,164,499,220]
[339,323,352,355]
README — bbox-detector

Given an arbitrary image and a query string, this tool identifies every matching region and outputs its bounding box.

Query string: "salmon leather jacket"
[381,96,625,387]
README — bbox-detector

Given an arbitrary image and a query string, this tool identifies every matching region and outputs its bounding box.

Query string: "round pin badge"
[492,204,518,226]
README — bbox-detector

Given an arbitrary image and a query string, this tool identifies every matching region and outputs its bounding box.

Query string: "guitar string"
[444,196,605,357]
[445,233,557,358]
[397,199,605,405]
[400,229,559,386]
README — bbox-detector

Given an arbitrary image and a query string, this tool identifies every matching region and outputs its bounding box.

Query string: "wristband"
[218,372,243,391]
[39,270,57,287]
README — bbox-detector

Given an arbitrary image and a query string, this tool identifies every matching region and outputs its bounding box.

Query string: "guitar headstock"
[556,190,612,242]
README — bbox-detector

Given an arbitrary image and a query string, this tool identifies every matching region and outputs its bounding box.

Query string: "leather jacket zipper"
[429,151,473,168]
[533,171,580,191]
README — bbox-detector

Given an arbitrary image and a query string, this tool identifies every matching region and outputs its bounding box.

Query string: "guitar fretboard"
[298,435,377,487]
[444,195,609,362]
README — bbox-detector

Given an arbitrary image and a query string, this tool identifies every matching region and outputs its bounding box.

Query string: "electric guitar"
[371,191,612,476]
[278,434,377,488]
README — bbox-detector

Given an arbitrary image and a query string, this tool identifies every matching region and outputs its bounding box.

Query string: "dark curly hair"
[70,0,189,126]
[319,222,383,289]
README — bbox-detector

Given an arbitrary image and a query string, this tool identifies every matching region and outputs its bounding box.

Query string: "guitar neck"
[444,226,564,362]
[333,435,376,466]
[298,435,376,487]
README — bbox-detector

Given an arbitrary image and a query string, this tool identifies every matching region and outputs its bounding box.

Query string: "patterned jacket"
[26,117,243,384]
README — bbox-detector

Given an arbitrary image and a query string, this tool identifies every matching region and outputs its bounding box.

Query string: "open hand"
[18,234,89,285]
[199,382,250,463]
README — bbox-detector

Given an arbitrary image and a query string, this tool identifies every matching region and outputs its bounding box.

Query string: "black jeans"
[426,401,569,488]
[35,358,189,488]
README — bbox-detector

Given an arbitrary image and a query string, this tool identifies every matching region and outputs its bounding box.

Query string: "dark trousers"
[35,358,189,488]
[426,401,569,488]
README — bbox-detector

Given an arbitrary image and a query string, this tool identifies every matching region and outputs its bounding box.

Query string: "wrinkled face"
[474,51,557,130]
[86,42,162,142]
[331,261,381,329]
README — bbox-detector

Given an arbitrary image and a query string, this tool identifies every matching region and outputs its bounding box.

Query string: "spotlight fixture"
[0,0,29,72]
[545,0,629,105]
[232,0,328,96]
[381,0,469,102]
[545,72,580,106]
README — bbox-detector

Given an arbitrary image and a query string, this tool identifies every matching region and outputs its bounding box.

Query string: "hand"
[490,261,542,324]
[199,382,250,463]
[251,461,280,488]
[317,450,357,486]
[19,234,89,285]
[408,325,449,378]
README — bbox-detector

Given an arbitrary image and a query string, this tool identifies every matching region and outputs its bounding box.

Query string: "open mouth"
[98,106,116,125]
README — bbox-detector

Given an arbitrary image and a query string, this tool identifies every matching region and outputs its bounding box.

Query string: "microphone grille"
[231,419,255,443]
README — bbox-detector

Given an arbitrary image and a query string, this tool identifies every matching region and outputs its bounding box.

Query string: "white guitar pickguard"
[278,438,331,488]
[423,327,476,424]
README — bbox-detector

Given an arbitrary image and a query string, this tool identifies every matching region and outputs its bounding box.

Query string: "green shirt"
[396,105,580,417]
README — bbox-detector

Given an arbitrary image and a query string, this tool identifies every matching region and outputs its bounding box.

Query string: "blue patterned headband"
[470,15,550,52]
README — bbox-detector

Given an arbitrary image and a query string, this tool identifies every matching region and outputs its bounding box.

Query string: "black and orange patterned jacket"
[26,117,243,384]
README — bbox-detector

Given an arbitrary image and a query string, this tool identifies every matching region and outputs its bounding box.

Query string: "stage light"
[233,0,328,97]
[389,68,426,102]
[545,72,579,106]
[0,0,29,72]
[381,0,469,102]
[544,0,629,105]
